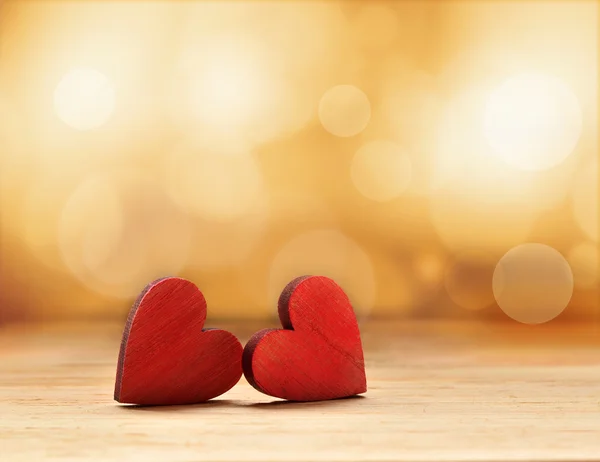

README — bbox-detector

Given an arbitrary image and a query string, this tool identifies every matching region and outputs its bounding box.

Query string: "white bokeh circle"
[58,172,191,299]
[484,72,582,171]
[54,68,116,130]
[318,85,371,137]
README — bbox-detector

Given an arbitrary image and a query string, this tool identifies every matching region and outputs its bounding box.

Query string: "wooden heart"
[114,277,242,405]
[242,275,367,401]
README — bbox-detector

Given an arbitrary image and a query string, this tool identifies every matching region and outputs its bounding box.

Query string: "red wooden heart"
[242,275,367,401]
[114,277,242,405]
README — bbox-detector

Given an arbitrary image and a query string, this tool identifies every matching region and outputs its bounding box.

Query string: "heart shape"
[114,277,242,405]
[242,275,367,401]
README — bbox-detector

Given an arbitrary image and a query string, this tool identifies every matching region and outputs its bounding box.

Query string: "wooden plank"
[1,321,599,461]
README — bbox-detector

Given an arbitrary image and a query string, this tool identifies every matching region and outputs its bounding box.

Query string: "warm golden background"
[0,0,597,325]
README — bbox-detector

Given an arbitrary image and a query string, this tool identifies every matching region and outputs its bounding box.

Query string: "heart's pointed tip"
[113,382,121,402]
[114,392,134,405]
[112,387,234,406]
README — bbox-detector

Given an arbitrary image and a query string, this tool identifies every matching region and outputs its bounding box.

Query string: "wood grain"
[243,275,366,401]
[1,320,600,461]
[115,277,243,405]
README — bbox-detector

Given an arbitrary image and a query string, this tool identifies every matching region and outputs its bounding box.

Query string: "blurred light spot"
[171,2,349,145]
[493,243,573,324]
[414,253,445,286]
[351,140,412,201]
[170,36,311,151]
[431,86,542,252]
[163,143,268,269]
[268,229,375,318]
[61,177,123,273]
[434,84,571,211]
[59,172,191,299]
[568,242,599,288]
[185,39,272,130]
[54,68,115,130]
[572,158,598,242]
[353,5,398,50]
[164,143,268,223]
[484,72,582,171]
[319,85,371,137]
[445,256,496,311]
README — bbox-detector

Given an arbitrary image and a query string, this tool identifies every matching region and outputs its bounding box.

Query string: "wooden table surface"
[1,320,599,462]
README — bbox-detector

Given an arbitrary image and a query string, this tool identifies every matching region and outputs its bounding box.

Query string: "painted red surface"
[243,275,367,402]
[114,277,242,405]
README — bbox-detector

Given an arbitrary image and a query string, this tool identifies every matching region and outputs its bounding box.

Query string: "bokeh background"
[0,0,597,325]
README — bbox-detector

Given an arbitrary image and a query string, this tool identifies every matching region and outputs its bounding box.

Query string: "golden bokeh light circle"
[572,158,598,242]
[493,243,573,324]
[164,143,268,223]
[431,86,542,252]
[162,142,269,269]
[54,68,116,131]
[58,172,192,299]
[168,35,314,151]
[568,242,599,288]
[60,177,124,275]
[268,229,375,319]
[318,85,371,137]
[433,84,573,210]
[184,39,274,131]
[484,72,582,171]
[414,252,446,286]
[351,140,412,201]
